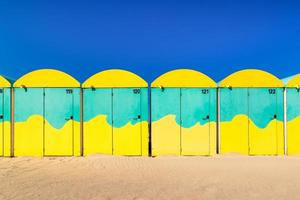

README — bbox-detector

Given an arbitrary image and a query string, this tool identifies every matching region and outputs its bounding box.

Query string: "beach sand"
[0,155,300,200]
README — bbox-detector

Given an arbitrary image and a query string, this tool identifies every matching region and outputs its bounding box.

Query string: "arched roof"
[82,69,148,88]
[219,69,284,87]
[0,75,11,87]
[151,69,216,88]
[286,74,300,87]
[14,69,80,88]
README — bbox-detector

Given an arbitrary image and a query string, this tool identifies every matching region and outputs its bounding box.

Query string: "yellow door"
[151,88,181,155]
[181,88,211,155]
[249,88,278,155]
[112,88,142,155]
[0,88,3,156]
[44,88,74,156]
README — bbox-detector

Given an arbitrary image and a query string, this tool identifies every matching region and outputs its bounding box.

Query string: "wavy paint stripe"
[220,114,284,155]
[14,115,81,156]
[83,114,148,156]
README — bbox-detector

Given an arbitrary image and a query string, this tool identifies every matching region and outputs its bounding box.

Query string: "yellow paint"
[82,69,148,88]
[152,115,181,156]
[181,122,216,156]
[0,76,11,87]
[44,120,81,156]
[220,115,249,155]
[14,115,44,156]
[83,115,148,156]
[286,117,300,155]
[151,69,216,88]
[219,69,284,87]
[113,121,146,156]
[220,114,284,155]
[14,69,80,88]
[83,115,113,155]
[14,115,81,157]
[249,119,284,155]
[286,73,300,88]
[0,121,11,156]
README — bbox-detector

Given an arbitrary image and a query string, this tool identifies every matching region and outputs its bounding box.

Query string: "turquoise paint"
[83,88,112,124]
[44,88,74,129]
[220,88,283,128]
[113,88,141,127]
[3,88,10,122]
[14,88,44,122]
[15,88,80,129]
[83,88,148,127]
[181,88,216,128]
[286,88,300,121]
[151,88,181,124]
[151,88,216,127]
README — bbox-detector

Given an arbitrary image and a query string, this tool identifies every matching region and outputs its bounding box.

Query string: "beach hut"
[13,69,81,156]
[151,69,217,156]
[82,69,148,156]
[0,75,12,157]
[286,74,300,155]
[219,69,284,155]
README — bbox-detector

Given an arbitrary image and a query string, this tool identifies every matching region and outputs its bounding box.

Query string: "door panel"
[0,89,3,156]
[44,88,74,156]
[83,88,112,155]
[287,89,300,154]
[181,88,210,155]
[249,88,278,155]
[151,88,181,155]
[219,88,249,154]
[14,88,44,156]
[112,88,141,155]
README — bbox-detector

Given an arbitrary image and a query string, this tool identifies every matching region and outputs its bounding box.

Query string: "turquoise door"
[181,88,211,155]
[14,88,44,156]
[112,88,142,155]
[83,88,113,155]
[151,88,181,155]
[248,88,278,155]
[44,88,74,156]
[0,88,3,156]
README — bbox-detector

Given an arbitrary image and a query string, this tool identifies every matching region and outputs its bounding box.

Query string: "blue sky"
[1,1,300,82]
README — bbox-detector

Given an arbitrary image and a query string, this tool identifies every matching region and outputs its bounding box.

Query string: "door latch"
[133,115,141,120]
[65,116,74,121]
[0,115,3,119]
[202,115,210,120]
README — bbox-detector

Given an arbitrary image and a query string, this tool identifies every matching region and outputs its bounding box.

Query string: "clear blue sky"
[1,1,300,82]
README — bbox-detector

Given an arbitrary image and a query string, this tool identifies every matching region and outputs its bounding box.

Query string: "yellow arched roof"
[14,69,80,88]
[82,69,148,88]
[219,69,284,87]
[286,74,300,87]
[0,75,11,87]
[151,69,216,87]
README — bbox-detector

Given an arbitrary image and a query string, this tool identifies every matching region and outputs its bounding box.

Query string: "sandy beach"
[0,155,300,200]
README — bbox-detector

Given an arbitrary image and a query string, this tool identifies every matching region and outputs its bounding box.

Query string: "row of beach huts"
[0,68,300,157]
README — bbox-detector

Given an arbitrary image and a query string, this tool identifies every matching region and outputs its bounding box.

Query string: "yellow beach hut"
[82,69,148,156]
[219,69,284,155]
[151,69,217,156]
[0,75,12,157]
[13,69,81,156]
[286,74,300,155]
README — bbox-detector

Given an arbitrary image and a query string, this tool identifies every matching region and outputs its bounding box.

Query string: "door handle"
[133,115,141,120]
[202,115,210,120]
[65,116,74,121]
[271,114,277,119]
[0,115,3,119]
